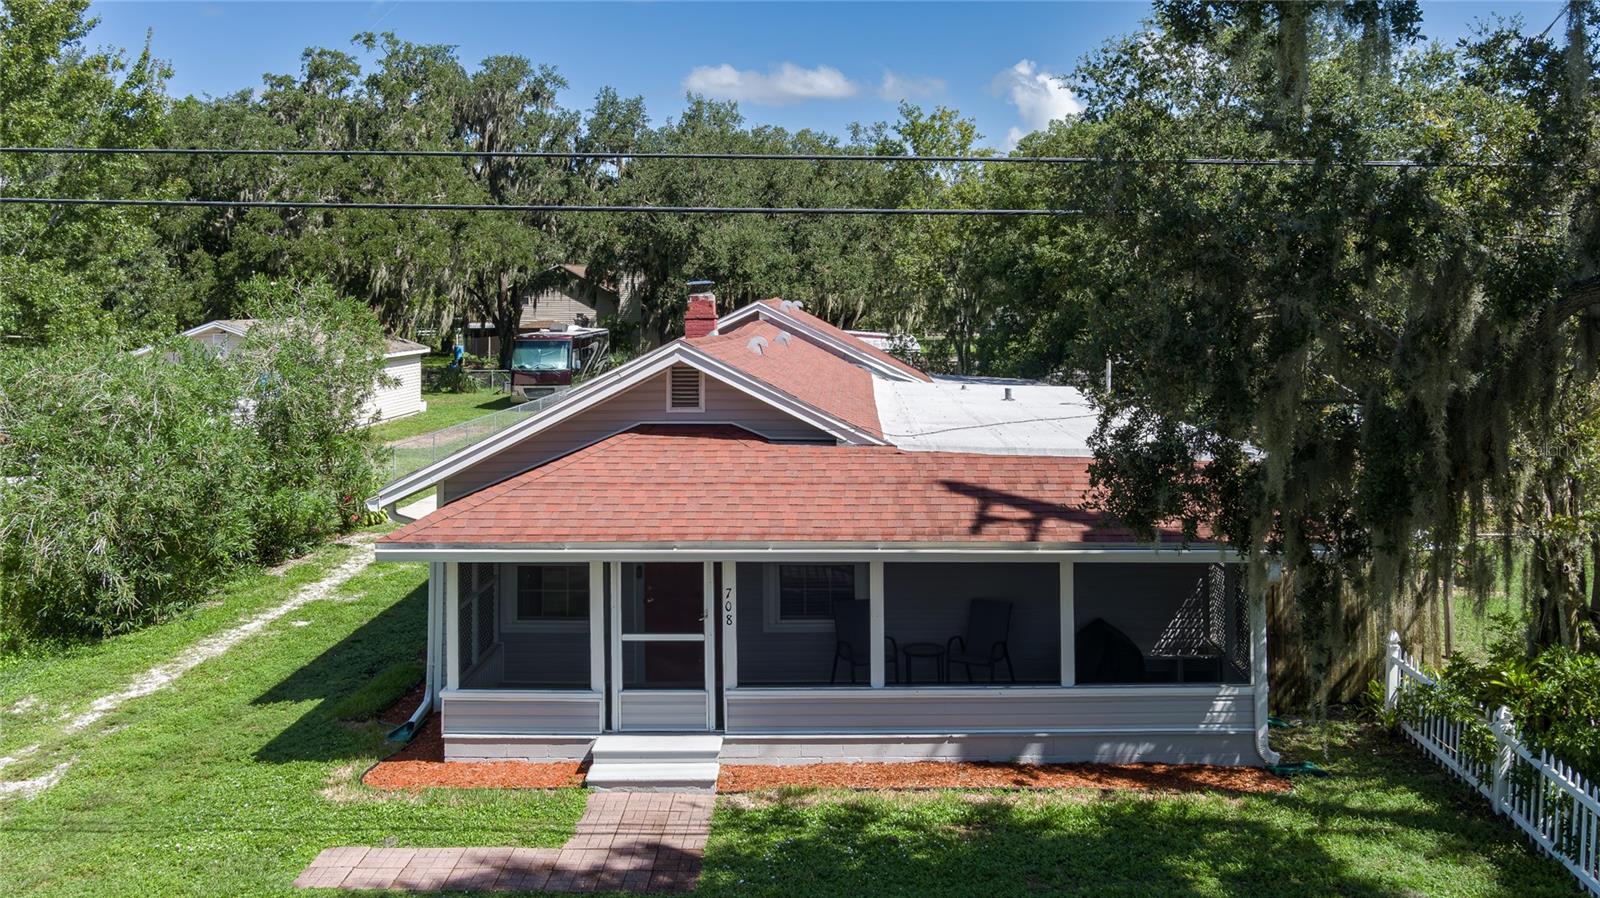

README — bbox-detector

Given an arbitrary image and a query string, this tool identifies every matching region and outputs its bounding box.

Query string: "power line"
[0,196,1081,216]
[0,146,1534,169]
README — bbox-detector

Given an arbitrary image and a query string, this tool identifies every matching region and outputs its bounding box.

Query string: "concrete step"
[585,761,720,792]
[589,734,723,763]
[584,735,724,791]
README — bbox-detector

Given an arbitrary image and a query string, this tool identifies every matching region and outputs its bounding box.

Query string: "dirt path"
[0,535,379,800]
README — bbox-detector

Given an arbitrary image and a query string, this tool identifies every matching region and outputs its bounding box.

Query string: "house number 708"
[722,587,734,626]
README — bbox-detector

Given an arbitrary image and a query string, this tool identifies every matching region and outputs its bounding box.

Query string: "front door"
[611,562,714,730]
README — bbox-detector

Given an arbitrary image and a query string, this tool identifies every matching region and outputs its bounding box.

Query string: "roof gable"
[717,299,933,383]
[367,339,889,512]
[690,320,883,439]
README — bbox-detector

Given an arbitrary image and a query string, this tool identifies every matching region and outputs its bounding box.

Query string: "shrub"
[0,277,385,646]
[0,344,257,641]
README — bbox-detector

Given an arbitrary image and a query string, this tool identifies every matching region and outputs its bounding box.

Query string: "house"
[134,320,429,424]
[368,293,1278,785]
[463,264,645,359]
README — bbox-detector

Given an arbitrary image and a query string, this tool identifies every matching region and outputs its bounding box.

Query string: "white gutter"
[374,541,1241,563]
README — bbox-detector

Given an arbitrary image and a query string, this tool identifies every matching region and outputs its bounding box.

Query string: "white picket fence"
[1384,631,1600,895]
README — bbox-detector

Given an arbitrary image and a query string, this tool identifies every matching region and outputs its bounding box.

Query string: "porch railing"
[383,387,572,484]
[1384,632,1600,895]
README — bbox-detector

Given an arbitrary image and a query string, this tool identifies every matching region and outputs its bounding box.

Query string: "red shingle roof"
[742,298,934,383]
[690,320,883,439]
[381,425,1189,547]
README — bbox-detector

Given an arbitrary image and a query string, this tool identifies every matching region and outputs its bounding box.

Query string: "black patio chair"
[831,600,898,684]
[946,599,1015,683]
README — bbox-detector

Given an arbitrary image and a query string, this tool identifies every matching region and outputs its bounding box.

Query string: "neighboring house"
[368,294,1277,783]
[133,320,429,424]
[464,264,645,359]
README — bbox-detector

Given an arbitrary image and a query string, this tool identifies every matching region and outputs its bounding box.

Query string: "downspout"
[1252,566,1282,766]
[388,561,442,742]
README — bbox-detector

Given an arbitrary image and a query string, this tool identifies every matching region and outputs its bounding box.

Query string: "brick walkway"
[294,792,711,893]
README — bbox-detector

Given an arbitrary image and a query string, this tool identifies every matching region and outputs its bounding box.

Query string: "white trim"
[714,302,925,383]
[608,561,622,730]
[722,726,1257,737]
[724,684,1250,698]
[1059,561,1075,687]
[868,561,885,688]
[721,561,739,692]
[367,339,887,511]
[588,562,605,700]
[619,632,704,643]
[444,562,461,690]
[664,367,705,413]
[377,543,1242,563]
[703,561,717,729]
[441,688,604,702]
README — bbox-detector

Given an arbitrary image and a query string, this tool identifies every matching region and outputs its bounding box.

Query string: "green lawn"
[0,543,586,898]
[0,539,1579,897]
[700,721,1575,897]
[370,389,521,443]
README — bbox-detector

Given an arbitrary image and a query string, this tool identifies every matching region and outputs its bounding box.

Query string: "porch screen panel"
[478,564,591,689]
[734,563,865,686]
[1074,563,1249,685]
[883,563,1061,686]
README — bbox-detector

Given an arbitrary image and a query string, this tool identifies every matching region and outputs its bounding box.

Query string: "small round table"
[901,642,947,683]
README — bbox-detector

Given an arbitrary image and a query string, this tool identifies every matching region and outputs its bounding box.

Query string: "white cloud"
[683,62,860,105]
[878,71,945,101]
[991,59,1082,149]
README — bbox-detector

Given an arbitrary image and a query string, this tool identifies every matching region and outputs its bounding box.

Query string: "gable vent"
[667,365,704,412]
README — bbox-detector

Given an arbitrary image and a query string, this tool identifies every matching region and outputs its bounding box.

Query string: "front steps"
[585,735,723,791]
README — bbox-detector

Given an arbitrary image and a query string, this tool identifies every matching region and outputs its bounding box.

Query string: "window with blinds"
[666,366,703,412]
[777,564,857,621]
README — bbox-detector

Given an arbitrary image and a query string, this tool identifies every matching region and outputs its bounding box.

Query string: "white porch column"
[608,561,622,730]
[702,562,716,730]
[1059,561,1075,687]
[444,561,460,690]
[588,561,605,698]
[720,561,738,689]
[868,561,886,688]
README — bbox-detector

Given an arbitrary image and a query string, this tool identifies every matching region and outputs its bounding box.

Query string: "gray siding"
[723,686,1252,734]
[441,691,602,735]
[440,369,832,504]
[735,563,841,685]
[619,692,708,730]
[720,732,1260,765]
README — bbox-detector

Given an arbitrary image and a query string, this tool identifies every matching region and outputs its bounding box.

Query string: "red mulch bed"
[362,714,584,791]
[717,761,1290,795]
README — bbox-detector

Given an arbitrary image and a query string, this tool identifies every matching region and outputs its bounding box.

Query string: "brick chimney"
[684,288,718,339]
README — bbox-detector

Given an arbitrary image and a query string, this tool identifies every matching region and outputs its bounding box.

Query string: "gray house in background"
[370,293,1278,788]
[464,264,646,359]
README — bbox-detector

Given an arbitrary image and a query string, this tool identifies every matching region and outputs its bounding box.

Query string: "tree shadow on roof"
[940,480,1184,543]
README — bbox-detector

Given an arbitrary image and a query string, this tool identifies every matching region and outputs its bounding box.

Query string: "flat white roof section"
[873,375,1098,456]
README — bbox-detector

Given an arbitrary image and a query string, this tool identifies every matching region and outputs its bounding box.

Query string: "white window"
[762,563,866,633]
[666,366,704,412]
[501,564,589,632]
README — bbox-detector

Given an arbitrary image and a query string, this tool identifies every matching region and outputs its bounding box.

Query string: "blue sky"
[87,1,1565,150]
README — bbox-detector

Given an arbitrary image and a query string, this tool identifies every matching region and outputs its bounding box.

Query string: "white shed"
[368,338,429,423]
[133,321,429,424]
